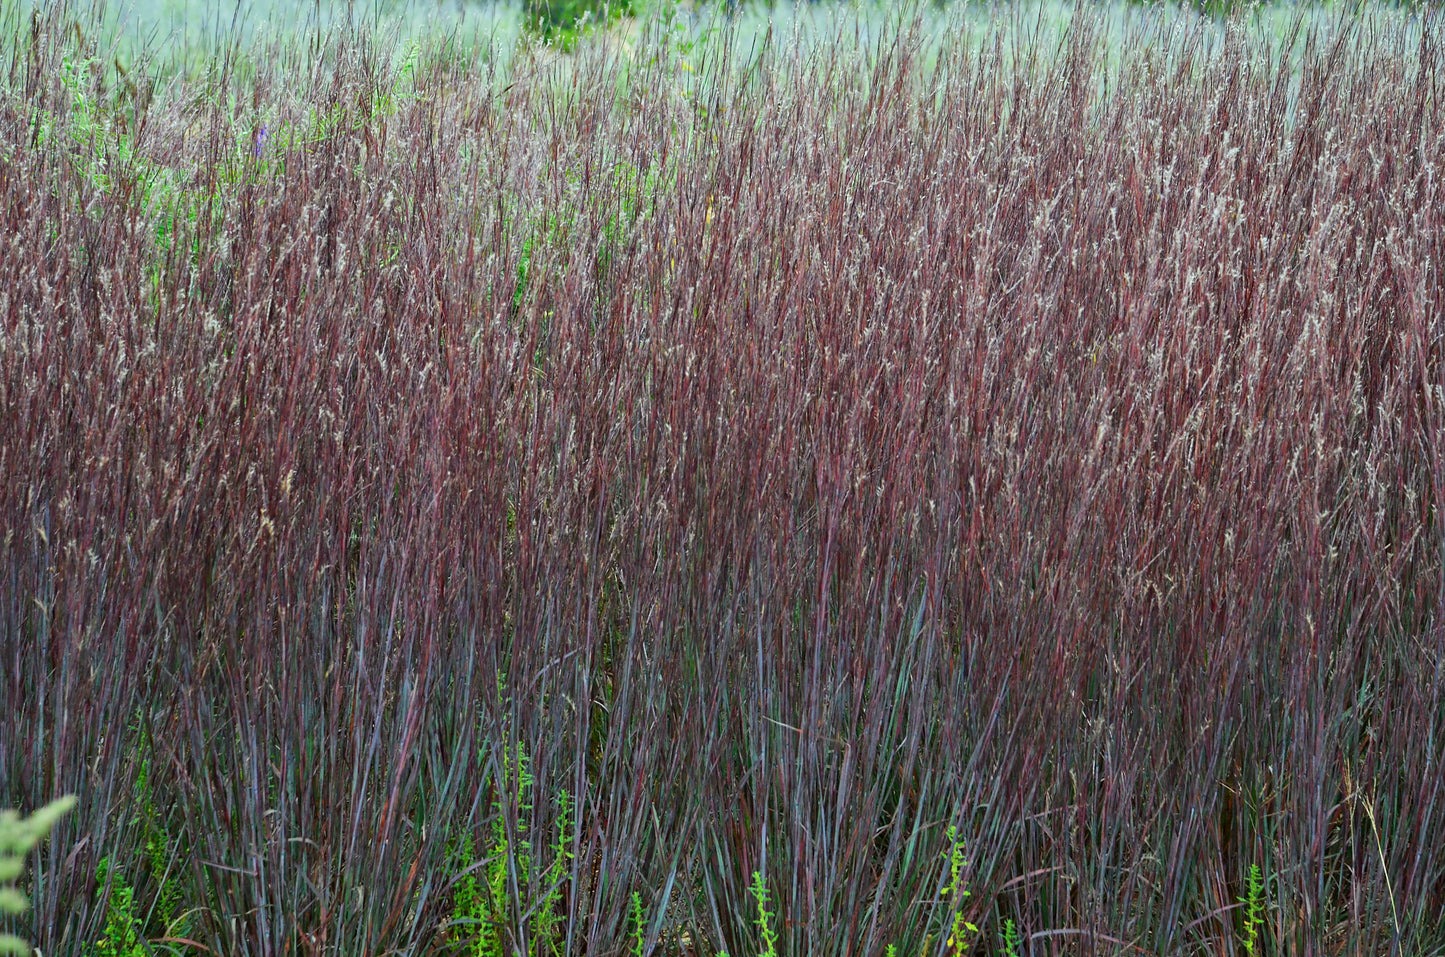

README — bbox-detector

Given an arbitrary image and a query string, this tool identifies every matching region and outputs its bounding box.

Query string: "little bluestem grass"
[3,1,1444,954]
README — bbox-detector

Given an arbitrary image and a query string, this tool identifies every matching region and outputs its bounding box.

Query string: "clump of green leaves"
[1000,918,1021,957]
[0,796,77,957]
[451,742,534,957]
[534,787,573,956]
[90,859,145,957]
[450,829,497,957]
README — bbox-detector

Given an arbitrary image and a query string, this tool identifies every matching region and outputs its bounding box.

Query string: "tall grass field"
[1,0,1443,953]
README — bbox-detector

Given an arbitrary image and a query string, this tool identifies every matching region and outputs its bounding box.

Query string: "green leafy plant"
[500,740,534,951]
[0,797,77,957]
[514,234,537,315]
[450,830,497,957]
[1000,918,1021,957]
[594,159,662,295]
[43,42,166,205]
[55,52,114,191]
[942,826,979,955]
[450,727,571,957]
[90,858,145,957]
[533,788,573,956]
[748,871,778,957]
[452,741,527,957]
[1240,863,1266,955]
[630,890,646,957]
[367,41,423,122]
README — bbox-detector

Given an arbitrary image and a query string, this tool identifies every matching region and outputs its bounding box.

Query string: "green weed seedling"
[630,891,646,957]
[942,825,978,955]
[499,741,533,953]
[450,829,496,957]
[1000,918,1021,957]
[0,796,77,957]
[365,41,423,124]
[1240,863,1266,955]
[713,871,778,957]
[748,871,778,957]
[56,52,112,191]
[514,234,536,315]
[45,45,164,204]
[451,743,529,957]
[533,787,573,955]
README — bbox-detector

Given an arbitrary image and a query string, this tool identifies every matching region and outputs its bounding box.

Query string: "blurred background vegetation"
[18,0,1435,76]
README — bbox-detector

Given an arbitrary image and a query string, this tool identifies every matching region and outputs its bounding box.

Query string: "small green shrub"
[449,743,524,957]
[450,830,497,957]
[131,720,187,940]
[533,787,573,956]
[90,859,145,957]
[0,796,77,957]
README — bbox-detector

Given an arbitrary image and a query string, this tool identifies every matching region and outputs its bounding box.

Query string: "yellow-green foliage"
[451,735,572,957]
[748,871,778,957]
[629,891,645,957]
[1241,863,1266,955]
[942,826,978,955]
[450,830,495,957]
[90,859,145,957]
[1001,918,1021,957]
[534,788,573,956]
[0,796,77,957]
